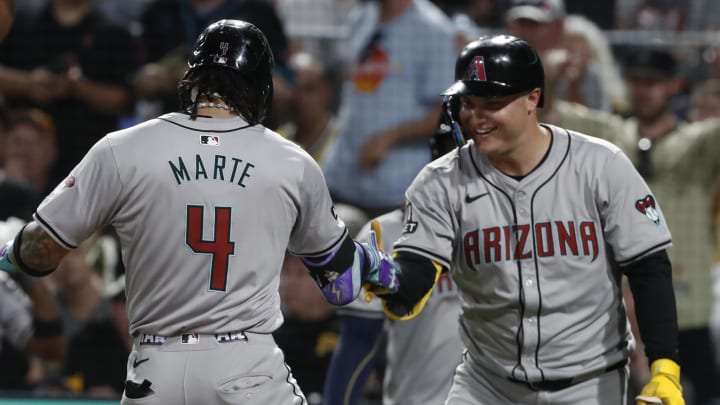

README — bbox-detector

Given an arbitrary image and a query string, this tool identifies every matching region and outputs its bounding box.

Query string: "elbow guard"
[301,235,365,306]
[381,252,443,321]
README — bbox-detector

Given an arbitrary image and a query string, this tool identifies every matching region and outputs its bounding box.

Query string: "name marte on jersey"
[168,154,255,187]
[462,220,599,267]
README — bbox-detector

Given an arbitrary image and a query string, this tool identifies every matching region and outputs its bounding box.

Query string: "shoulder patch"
[402,202,418,234]
[635,194,660,225]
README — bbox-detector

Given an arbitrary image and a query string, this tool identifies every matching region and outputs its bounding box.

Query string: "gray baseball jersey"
[394,125,671,384]
[34,112,347,337]
[344,209,463,405]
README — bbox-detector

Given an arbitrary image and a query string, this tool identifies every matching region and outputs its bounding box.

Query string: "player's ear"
[526,88,542,112]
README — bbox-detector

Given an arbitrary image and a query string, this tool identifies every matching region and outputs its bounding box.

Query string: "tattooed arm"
[0,222,71,276]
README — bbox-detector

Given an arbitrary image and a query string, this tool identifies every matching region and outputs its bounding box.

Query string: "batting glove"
[636,358,685,405]
[0,240,18,273]
[361,229,399,298]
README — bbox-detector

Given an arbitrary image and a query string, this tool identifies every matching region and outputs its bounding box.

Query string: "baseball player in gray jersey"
[323,120,462,405]
[365,35,685,405]
[350,209,462,405]
[0,20,400,405]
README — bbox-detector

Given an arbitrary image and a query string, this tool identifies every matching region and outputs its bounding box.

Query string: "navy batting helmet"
[180,19,274,124]
[442,35,545,107]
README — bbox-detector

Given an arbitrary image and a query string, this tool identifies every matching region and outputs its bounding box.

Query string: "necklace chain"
[195,102,236,112]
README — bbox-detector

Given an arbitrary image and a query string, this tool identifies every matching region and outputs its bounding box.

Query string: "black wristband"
[33,318,63,338]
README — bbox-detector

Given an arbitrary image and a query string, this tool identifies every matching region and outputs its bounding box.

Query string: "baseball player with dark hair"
[0,19,400,405]
[366,34,684,405]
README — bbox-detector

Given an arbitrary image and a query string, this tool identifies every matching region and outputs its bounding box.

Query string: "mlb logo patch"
[181,333,200,344]
[201,136,220,146]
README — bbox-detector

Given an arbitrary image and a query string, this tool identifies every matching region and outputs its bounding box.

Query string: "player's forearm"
[302,235,365,306]
[302,232,399,306]
[8,222,70,276]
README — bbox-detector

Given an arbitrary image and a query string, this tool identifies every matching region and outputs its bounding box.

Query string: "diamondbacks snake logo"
[635,194,660,225]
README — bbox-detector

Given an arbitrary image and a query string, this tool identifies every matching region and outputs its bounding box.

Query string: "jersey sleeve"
[598,149,672,265]
[392,168,455,269]
[34,137,123,249]
[288,157,347,255]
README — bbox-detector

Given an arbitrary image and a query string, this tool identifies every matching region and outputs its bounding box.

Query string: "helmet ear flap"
[448,96,461,122]
[443,96,465,148]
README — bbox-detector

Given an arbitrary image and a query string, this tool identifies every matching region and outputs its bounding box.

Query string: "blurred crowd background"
[1,0,720,404]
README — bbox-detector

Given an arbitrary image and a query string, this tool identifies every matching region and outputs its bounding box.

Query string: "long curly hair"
[178,65,273,125]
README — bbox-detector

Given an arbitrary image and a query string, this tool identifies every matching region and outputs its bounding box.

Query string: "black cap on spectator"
[623,48,676,79]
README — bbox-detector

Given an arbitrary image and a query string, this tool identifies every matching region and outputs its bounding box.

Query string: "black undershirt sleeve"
[381,251,441,314]
[622,249,680,364]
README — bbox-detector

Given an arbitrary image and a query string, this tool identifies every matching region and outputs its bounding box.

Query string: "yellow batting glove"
[636,359,685,405]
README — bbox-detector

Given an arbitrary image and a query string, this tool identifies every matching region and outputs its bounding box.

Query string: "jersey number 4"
[186,205,236,291]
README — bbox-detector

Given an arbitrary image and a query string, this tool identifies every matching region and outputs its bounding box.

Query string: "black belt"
[508,360,626,391]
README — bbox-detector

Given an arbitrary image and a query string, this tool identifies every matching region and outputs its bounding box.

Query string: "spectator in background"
[445,0,508,49]
[275,0,357,63]
[0,109,58,222]
[688,79,720,123]
[0,176,37,223]
[596,47,720,405]
[133,0,290,126]
[274,51,368,236]
[321,0,456,219]
[0,0,13,41]
[1,109,58,198]
[274,253,339,405]
[505,0,611,112]
[0,0,138,185]
[616,0,688,31]
[562,14,628,114]
[49,236,114,342]
[32,233,122,394]
[691,77,720,405]
[0,218,65,391]
[276,52,340,163]
[63,280,130,399]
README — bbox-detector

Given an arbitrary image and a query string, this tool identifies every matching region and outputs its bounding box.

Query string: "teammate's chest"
[457,180,602,266]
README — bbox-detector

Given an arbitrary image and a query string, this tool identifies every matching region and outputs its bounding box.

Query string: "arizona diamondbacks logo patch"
[635,194,660,225]
[463,56,487,82]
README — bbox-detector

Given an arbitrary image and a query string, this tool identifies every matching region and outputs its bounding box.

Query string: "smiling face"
[458,88,541,159]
